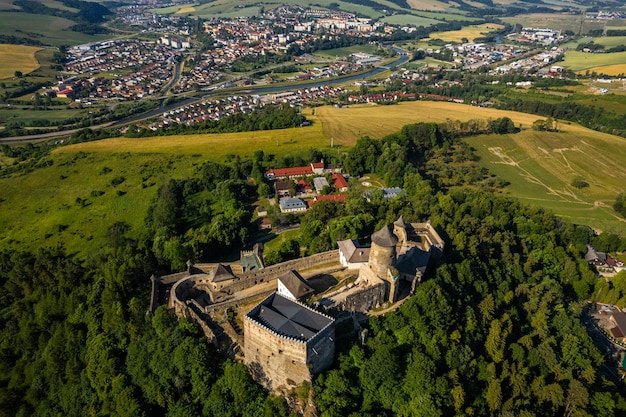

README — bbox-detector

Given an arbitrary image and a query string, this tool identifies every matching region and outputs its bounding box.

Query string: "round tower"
[368,225,398,278]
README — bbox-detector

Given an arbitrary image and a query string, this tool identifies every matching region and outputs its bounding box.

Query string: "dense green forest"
[2,119,626,415]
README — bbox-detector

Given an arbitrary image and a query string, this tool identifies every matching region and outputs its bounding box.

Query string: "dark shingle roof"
[394,215,405,228]
[247,293,332,341]
[209,264,235,283]
[337,239,370,263]
[371,225,398,247]
[278,270,314,299]
[396,247,430,276]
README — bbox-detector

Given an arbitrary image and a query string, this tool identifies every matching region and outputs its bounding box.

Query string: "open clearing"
[0,44,43,79]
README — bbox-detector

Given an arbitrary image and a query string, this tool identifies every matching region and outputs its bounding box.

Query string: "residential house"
[279,197,307,213]
[332,173,349,192]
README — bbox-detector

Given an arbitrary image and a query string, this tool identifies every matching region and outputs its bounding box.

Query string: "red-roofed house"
[56,89,74,98]
[332,173,349,192]
[265,166,313,180]
[308,194,347,207]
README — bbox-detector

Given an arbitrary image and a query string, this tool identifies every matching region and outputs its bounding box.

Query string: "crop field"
[313,101,542,145]
[406,0,450,11]
[427,23,505,43]
[562,50,626,72]
[0,0,19,9]
[0,44,43,79]
[0,12,109,46]
[582,64,626,76]
[501,14,604,34]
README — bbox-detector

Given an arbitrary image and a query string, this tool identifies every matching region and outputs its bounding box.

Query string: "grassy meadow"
[3,101,626,256]
[0,44,43,79]
[465,127,626,235]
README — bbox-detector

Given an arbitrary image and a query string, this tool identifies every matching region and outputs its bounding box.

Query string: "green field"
[150,0,386,19]
[380,14,441,26]
[501,14,605,34]
[562,50,626,72]
[0,12,109,46]
[0,108,93,127]
[465,129,626,235]
[592,36,626,48]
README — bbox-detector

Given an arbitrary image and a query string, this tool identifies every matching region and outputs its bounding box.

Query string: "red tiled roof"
[308,194,347,207]
[266,166,313,178]
[332,173,349,189]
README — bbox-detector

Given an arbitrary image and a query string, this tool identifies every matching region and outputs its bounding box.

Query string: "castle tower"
[393,216,407,247]
[368,225,398,278]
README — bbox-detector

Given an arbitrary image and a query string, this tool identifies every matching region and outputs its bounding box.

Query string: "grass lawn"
[562,50,626,72]
[0,44,43,79]
[263,229,302,254]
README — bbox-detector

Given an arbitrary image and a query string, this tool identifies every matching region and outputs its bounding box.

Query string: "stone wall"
[244,318,310,392]
[306,323,335,374]
[341,282,386,312]
[221,250,339,295]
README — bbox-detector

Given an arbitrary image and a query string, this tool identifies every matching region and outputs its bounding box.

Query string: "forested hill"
[1,121,626,415]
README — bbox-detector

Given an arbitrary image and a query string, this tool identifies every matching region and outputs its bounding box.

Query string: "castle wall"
[244,319,311,391]
[220,250,339,295]
[307,324,335,374]
[341,281,386,312]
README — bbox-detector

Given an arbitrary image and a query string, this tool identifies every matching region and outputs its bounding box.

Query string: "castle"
[148,217,443,392]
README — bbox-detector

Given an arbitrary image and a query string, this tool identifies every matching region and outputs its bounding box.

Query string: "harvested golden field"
[427,23,505,42]
[0,44,43,79]
[313,101,540,145]
[579,63,626,76]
